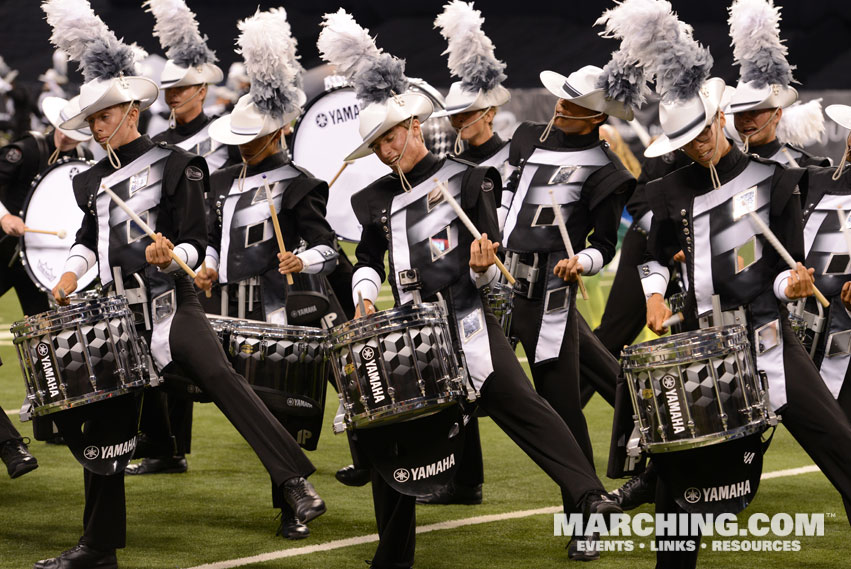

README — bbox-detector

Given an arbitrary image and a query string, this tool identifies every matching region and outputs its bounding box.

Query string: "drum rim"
[11,296,132,336]
[328,302,449,344]
[644,420,768,453]
[346,393,464,429]
[26,382,150,417]
[621,325,750,367]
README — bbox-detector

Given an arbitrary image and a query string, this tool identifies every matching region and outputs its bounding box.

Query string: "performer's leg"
[653,476,700,569]
[577,315,618,407]
[82,470,126,550]
[10,256,49,316]
[167,395,193,456]
[0,405,38,478]
[0,406,21,442]
[837,364,851,425]
[370,469,416,569]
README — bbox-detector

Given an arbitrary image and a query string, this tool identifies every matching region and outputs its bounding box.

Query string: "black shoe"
[567,533,601,562]
[1,438,38,479]
[276,506,309,540]
[44,435,65,446]
[581,491,623,518]
[609,466,657,511]
[33,543,118,569]
[416,482,482,505]
[335,464,370,487]
[125,456,187,475]
[282,477,326,524]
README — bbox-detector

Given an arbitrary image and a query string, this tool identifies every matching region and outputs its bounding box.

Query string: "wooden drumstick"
[201,261,212,298]
[436,180,515,285]
[101,185,197,279]
[549,189,589,300]
[329,160,354,189]
[25,227,67,239]
[262,175,294,285]
[662,312,683,329]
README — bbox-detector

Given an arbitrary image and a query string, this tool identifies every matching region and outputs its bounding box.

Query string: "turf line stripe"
[185,465,823,569]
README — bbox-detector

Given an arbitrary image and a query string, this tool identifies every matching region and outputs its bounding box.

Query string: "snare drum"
[485,281,514,338]
[12,296,155,417]
[667,291,687,334]
[621,325,770,453]
[328,302,469,430]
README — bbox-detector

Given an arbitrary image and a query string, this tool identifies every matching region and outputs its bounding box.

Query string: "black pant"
[0,405,22,444]
[80,276,315,549]
[0,235,50,317]
[369,310,604,568]
[577,315,618,407]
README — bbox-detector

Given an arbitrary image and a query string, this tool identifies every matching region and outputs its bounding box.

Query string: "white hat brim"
[159,61,224,90]
[41,96,91,142]
[724,81,798,114]
[208,92,305,146]
[539,70,634,121]
[60,77,159,130]
[433,83,510,118]
[645,78,726,158]
[345,93,434,162]
[826,104,851,130]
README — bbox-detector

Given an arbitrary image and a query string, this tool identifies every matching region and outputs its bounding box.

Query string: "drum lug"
[687,420,696,437]
[387,385,397,402]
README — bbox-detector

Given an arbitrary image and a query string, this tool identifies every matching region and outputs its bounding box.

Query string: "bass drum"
[20,157,96,292]
[291,79,453,242]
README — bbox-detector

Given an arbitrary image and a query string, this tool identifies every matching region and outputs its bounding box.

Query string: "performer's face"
[734,108,781,146]
[371,120,427,173]
[86,103,139,149]
[682,113,730,167]
[553,99,605,136]
[164,84,207,123]
[450,108,495,146]
[239,130,281,165]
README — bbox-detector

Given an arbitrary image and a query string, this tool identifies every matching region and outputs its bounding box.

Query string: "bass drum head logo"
[315,112,328,128]
[360,346,375,361]
[661,375,676,390]
[83,446,100,460]
[683,487,701,504]
[36,342,50,358]
[393,468,410,483]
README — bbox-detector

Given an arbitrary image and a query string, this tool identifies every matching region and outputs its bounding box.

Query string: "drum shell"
[11,296,153,417]
[328,302,468,429]
[286,272,331,326]
[621,325,768,453]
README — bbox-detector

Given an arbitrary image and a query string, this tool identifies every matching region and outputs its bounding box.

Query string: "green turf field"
[0,261,848,569]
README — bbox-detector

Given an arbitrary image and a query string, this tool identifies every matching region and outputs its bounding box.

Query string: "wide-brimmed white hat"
[42,95,92,141]
[645,77,727,158]
[159,60,223,90]
[433,82,510,118]
[209,90,305,146]
[826,104,851,130]
[346,92,434,161]
[540,66,634,121]
[59,76,159,130]
[724,81,797,114]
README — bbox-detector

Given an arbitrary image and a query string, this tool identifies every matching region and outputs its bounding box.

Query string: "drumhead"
[20,157,96,292]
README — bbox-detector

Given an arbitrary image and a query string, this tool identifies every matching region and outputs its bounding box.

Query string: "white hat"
[42,95,92,141]
[725,82,797,114]
[145,0,223,89]
[540,66,635,121]
[645,78,726,157]
[345,93,434,161]
[209,90,306,146]
[432,1,510,118]
[59,76,159,130]
[826,105,851,131]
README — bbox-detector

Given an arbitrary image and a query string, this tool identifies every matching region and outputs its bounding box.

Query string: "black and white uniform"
[802,165,851,421]
[502,122,633,480]
[151,112,235,173]
[62,136,315,551]
[632,145,851,564]
[352,152,608,569]
[748,138,832,170]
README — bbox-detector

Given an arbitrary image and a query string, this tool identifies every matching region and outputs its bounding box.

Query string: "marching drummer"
[39,3,325,567]
[319,10,622,569]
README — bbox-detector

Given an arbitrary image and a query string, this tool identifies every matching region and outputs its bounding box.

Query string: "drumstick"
[262,175,294,285]
[548,189,589,300]
[25,227,67,239]
[357,291,368,318]
[436,180,515,285]
[201,261,212,298]
[328,160,354,189]
[101,185,197,279]
[837,206,851,259]
[662,312,683,329]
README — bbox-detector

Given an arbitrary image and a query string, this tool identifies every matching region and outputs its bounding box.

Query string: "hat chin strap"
[706,111,723,190]
[237,131,281,192]
[539,110,604,143]
[454,107,492,155]
[104,102,136,170]
[391,119,416,192]
[738,108,779,153]
[832,136,850,182]
[168,85,206,130]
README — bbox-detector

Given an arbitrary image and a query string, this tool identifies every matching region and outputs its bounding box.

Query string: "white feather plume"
[317,9,407,105]
[434,1,506,93]
[145,0,216,68]
[777,99,825,147]
[729,0,794,88]
[237,8,303,119]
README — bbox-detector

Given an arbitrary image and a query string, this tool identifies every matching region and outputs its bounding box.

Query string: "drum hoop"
[621,325,750,368]
[644,421,768,453]
[329,302,449,344]
[11,297,133,337]
[230,323,327,341]
[348,396,462,429]
[27,382,150,417]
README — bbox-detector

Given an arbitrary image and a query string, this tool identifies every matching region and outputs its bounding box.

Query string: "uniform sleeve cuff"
[353,267,381,306]
[204,246,219,273]
[297,245,338,275]
[162,243,198,274]
[576,248,604,276]
[773,271,793,302]
[470,265,498,289]
[0,201,9,219]
[638,261,670,300]
[636,211,653,233]
[62,244,96,279]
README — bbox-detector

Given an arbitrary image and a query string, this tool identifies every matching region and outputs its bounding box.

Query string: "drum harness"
[791,299,827,358]
[503,251,543,299]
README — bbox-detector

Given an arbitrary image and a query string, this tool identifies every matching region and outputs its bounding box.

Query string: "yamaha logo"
[360,346,375,361]
[393,468,410,483]
[36,342,50,358]
[315,112,328,128]
[683,487,701,504]
[83,446,100,460]
[661,375,676,390]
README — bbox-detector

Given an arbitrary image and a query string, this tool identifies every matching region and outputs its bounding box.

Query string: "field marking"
[184,464,825,569]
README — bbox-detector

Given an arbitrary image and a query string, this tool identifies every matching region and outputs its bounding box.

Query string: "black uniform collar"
[111,135,155,167]
[678,141,750,192]
[540,125,601,150]
[172,111,210,137]
[245,151,289,176]
[391,152,441,188]
[459,133,505,162]
[749,138,782,159]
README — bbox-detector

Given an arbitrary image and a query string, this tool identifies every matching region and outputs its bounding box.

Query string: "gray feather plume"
[777,99,824,147]
[317,9,407,106]
[145,0,216,68]
[729,0,794,88]
[434,1,506,93]
[595,49,650,109]
[237,8,303,119]
[43,0,137,83]
[596,0,713,103]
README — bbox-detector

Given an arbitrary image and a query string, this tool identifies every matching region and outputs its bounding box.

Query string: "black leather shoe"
[282,477,326,524]
[1,438,38,479]
[609,465,657,511]
[125,456,187,475]
[276,506,309,540]
[581,491,623,518]
[33,544,118,569]
[567,533,601,562]
[416,482,482,505]
[335,464,370,487]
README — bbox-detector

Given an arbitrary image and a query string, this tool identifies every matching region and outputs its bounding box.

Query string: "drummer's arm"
[158,157,207,273]
[54,203,98,303]
[0,143,25,236]
[352,223,386,317]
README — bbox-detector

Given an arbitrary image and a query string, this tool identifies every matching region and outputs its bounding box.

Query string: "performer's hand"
[52,272,78,306]
[354,298,376,319]
[278,251,304,275]
[194,266,218,291]
[0,213,25,237]
[842,281,851,310]
[673,250,686,263]
[145,232,175,270]
[469,233,499,273]
[646,293,672,336]
[784,262,816,300]
[553,256,585,283]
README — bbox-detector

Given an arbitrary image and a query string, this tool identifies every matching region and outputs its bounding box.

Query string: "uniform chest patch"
[5,147,21,163]
[185,165,204,181]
